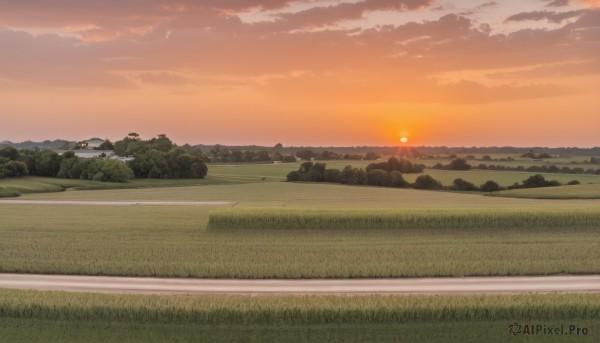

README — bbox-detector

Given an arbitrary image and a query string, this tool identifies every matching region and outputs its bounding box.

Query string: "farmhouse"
[76,138,106,150]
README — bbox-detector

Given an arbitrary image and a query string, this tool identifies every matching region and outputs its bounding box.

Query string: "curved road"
[1,274,599,295]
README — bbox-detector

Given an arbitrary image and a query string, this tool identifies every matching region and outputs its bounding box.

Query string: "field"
[0,289,598,342]
[2,161,600,340]
[494,184,600,199]
[1,184,599,278]
[209,161,600,187]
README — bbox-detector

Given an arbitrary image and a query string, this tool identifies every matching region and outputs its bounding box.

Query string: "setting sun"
[400,137,408,144]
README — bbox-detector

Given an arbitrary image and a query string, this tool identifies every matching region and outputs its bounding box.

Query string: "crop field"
[1,200,599,278]
[208,208,600,230]
[0,289,598,342]
[493,184,600,199]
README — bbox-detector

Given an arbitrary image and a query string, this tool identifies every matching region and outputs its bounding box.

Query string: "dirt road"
[1,274,598,295]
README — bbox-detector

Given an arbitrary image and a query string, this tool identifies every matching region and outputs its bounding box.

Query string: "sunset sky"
[1,0,599,147]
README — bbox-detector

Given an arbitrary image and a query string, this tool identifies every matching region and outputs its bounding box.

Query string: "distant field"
[493,184,600,199]
[0,176,250,197]
[1,289,598,342]
[208,161,600,187]
[17,182,600,209]
[401,169,600,187]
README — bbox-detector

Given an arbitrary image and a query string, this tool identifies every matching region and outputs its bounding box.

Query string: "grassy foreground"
[0,290,598,342]
[1,204,599,278]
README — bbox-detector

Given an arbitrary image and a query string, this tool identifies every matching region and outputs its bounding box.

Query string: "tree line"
[287,157,575,193]
[0,134,208,182]
[432,158,600,175]
[0,147,132,182]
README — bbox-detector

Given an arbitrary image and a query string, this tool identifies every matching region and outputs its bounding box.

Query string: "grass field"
[0,176,248,198]
[0,289,597,342]
[493,184,600,199]
[16,182,600,209]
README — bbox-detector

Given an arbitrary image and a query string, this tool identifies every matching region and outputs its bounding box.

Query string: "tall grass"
[208,208,600,230]
[0,289,598,324]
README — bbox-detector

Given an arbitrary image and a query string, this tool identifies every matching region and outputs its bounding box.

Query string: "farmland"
[493,184,600,199]
[2,161,600,341]
[1,183,599,278]
[0,289,598,342]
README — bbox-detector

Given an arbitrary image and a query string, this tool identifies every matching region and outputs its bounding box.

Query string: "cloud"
[581,0,600,7]
[478,1,499,8]
[544,0,571,7]
[505,10,586,23]
[135,72,188,85]
[251,0,434,31]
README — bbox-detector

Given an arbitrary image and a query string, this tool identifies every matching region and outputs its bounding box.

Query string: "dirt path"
[1,274,598,295]
[0,200,234,206]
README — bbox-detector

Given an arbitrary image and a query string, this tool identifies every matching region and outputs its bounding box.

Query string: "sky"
[0,0,599,147]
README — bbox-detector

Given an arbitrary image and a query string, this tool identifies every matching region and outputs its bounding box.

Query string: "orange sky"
[0,0,599,147]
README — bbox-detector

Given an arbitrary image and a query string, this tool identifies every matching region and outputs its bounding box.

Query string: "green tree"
[367,169,390,186]
[34,150,60,177]
[480,180,502,192]
[413,175,443,190]
[447,158,471,170]
[452,178,478,191]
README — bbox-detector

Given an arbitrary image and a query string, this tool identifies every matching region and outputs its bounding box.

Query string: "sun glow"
[400,137,408,143]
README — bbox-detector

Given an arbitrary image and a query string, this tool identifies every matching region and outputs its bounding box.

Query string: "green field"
[0,176,249,198]
[1,190,599,277]
[494,184,600,199]
[2,163,600,340]
[208,161,600,187]
[0,289,597,342]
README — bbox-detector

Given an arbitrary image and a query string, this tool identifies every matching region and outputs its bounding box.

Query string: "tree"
[296,150,315,161]
[480,180,501,192]
[367,169,390,186]
[323,169,342,183]
[4,161,28,177]
[0,146,19,160]
[522,174,560,188]
[453,178,478,191]
[413,175,443,189]
[447,158,471,170]
[98,140,114,150]
[34,150,60,177]
[364,152,381,160]
[96,159,134,182]
[287,171,303,182]
[388,171,408,187]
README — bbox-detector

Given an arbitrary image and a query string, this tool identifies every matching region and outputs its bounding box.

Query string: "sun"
[400,137,408,143]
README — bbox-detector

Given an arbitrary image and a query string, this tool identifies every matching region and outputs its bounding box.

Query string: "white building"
[83,139,106,149]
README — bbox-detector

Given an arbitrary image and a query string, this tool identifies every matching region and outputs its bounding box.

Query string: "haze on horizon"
[0,0,599,147]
